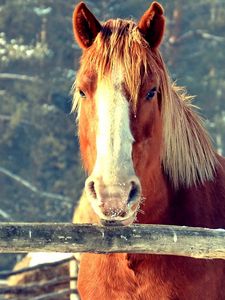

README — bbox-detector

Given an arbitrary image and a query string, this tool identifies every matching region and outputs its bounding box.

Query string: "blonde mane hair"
[72,19,217,188]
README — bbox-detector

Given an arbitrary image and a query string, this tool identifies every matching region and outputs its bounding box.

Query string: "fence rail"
[0,222,225,259]
[0,257,75,279]
[0,256,79,300]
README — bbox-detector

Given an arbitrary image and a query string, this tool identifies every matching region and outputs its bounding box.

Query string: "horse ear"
[73,2,102,49]
[138,1,165,49]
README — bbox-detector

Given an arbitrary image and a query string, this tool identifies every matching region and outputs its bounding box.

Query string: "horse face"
[77,70,141,226]
[76,67,163,225]
[73,2,165,225]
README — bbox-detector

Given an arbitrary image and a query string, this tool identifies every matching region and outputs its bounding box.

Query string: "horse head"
[72,2,167,225]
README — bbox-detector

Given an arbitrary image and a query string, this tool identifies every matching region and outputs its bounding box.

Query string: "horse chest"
[78,253,173,300]
[78,253,225,300]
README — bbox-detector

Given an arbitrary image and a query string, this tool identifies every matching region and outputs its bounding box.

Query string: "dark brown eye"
[146,87,157,100]
[79,89,86,98]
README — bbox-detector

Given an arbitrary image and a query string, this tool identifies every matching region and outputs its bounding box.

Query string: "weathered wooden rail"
[0,256,79,299]
[0,223,225,259]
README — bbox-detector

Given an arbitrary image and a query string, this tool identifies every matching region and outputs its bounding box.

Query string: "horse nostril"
[128,181,140,203]
[87,180,97,199]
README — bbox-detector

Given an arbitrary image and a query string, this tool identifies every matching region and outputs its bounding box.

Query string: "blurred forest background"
[0,0,225,269]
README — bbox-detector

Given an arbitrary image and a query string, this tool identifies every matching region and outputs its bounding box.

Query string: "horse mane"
[72,18,217,188]
[161,81,217,188]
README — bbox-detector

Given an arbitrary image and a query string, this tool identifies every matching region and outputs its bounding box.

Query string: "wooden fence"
[0,256,79,300]
[0,222,225,259]
[1,222,225,299]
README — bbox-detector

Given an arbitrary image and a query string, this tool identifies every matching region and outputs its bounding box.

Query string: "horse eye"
[79,89,86,98]
[146,87,157,100]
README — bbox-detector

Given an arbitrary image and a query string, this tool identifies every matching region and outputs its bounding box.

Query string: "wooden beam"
[0,257,75,279]
[9,288,73,300]
[0,223,225,259]
[0,276,71,294]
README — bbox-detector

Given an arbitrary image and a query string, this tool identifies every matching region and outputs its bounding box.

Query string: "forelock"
[77,18,162,110]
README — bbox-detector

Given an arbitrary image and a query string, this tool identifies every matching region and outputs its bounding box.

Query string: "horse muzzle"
[85,176,141,226]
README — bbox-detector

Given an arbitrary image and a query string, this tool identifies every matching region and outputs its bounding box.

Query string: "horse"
[71,2,225,299]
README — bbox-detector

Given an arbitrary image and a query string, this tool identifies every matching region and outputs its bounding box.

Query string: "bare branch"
[0,167,72,202]
[0,114,36,128]
[196,29,225,42]
[0,115,12,122]
[0,209,12,221]
[0,73,41,83]
[169,30,225,45]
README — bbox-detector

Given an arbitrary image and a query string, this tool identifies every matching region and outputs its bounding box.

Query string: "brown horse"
[72,2,225,299]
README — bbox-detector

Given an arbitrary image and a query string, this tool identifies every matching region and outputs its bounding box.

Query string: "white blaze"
[92,71,135,184]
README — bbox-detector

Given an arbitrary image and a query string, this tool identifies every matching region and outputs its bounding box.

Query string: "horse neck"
[132,116,172,225]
